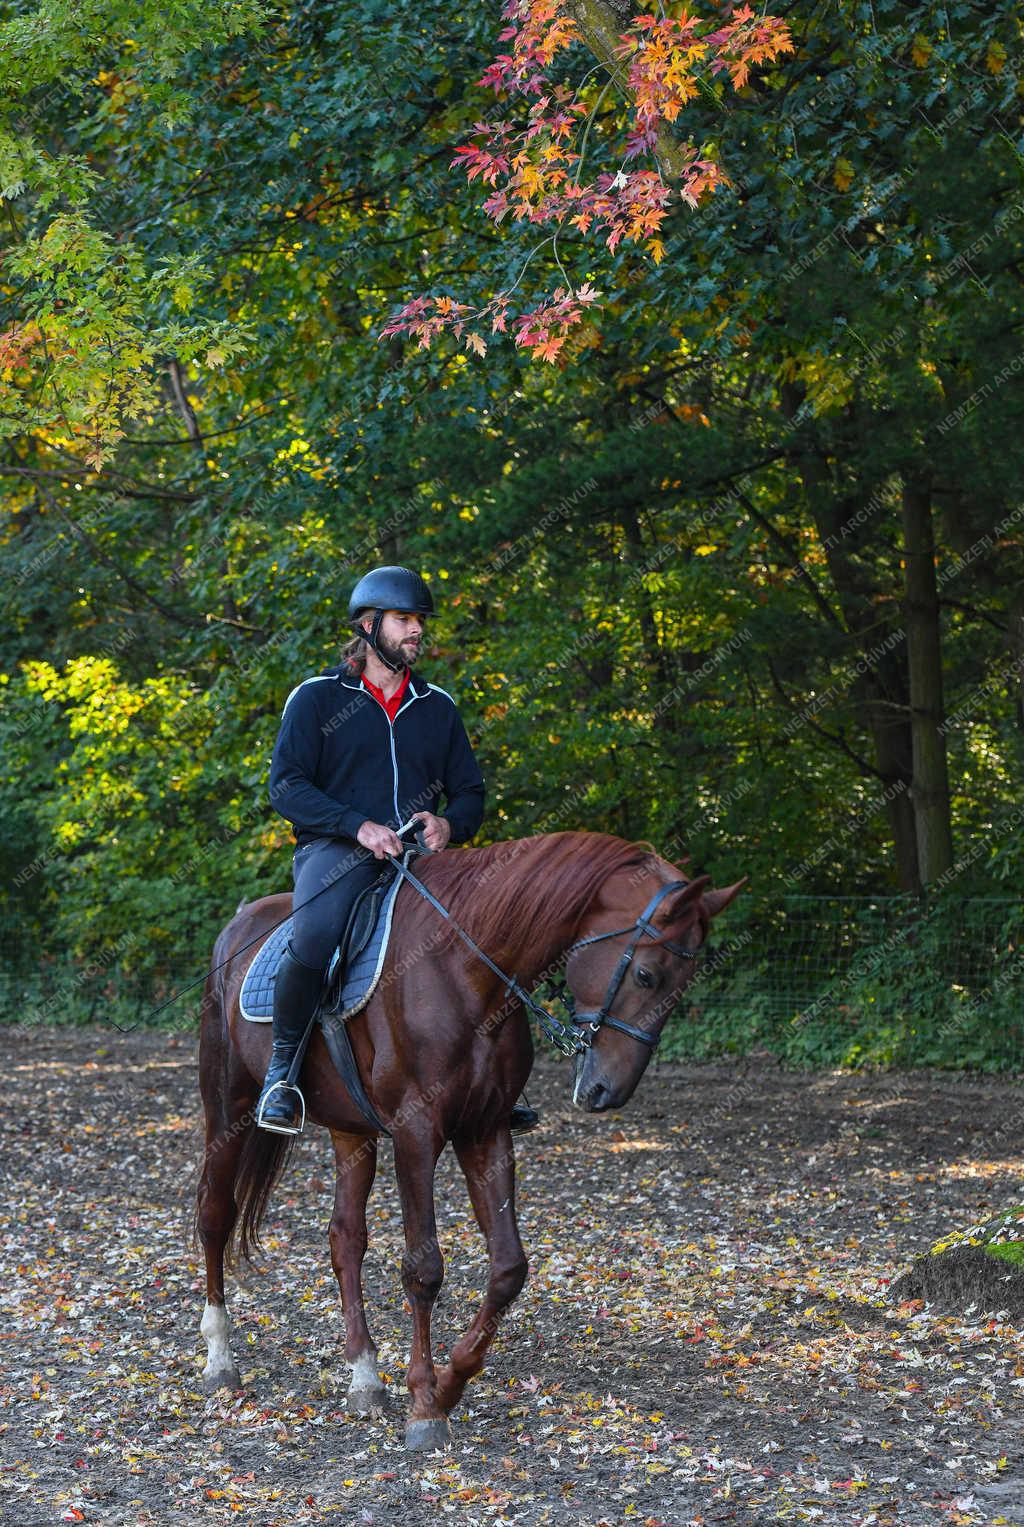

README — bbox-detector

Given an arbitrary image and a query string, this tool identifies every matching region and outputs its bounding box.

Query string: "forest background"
[1,0,1021,1069]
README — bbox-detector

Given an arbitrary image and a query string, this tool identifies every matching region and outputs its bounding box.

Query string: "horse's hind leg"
[392,1127,450,1450]
[196,989,254,1392]
[434,1128,528,1416]
[328,1129,388,1414]
[197,1109,250,1391]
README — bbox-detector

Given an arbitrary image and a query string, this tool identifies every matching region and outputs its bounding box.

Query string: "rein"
[384,852,581,1056]
[141,834,701,1058]
[386,855,701,1058]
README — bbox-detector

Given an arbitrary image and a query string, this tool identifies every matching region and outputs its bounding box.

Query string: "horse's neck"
[487,835,598,985]
[501,915,579,990]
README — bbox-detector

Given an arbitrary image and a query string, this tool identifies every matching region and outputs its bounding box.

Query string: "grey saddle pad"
[240,869,405,1024]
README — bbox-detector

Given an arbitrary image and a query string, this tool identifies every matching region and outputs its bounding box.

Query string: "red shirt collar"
[361,667,411,721]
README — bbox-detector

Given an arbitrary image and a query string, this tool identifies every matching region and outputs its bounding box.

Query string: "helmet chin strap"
[363,610,406,674]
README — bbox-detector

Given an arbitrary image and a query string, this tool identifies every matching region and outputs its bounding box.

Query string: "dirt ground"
[1,1027,1023,1527]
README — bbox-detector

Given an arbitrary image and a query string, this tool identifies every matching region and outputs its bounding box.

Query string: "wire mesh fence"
[683,893,1023,1070]
[0,894,1020,1068]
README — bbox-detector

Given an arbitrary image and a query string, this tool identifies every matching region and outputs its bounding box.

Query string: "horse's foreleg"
[392,1129,449,1449]
[328,1129,387,1413]
[196,1110,250,1392]
[435,1128,528,1416]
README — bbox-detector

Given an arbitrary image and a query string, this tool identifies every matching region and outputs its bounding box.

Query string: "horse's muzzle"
[571,1051,619,1113]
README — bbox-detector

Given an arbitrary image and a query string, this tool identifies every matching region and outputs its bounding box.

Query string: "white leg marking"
[200,1301,238,1384]
[349,1351,384,1393]
[572,1066,586,1109]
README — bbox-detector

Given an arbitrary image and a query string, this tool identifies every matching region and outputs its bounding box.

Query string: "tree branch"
[734,487,845,631]
[166,358,204,450]
[767,658,887,780]
[567,0,694,183]
[29,483,207,631]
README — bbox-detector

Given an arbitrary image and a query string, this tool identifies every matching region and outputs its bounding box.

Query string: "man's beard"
[375,631,420,669]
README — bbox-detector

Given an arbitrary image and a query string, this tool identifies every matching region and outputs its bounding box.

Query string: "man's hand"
[410,811,451,852]
[357,820,404,859]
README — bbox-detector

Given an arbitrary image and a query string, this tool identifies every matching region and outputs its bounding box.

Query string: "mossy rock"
[987,1240,1024,1267]
[891,1241,1024,1319]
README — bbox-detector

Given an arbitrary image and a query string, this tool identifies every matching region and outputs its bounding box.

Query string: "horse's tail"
[205,912,293,1268]
[227,1126,296,1266]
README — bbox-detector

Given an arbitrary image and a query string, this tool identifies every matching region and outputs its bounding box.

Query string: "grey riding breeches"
[289,836,388,972]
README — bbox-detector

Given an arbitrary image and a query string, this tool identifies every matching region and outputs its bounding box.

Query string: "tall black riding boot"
[256,942,326,1135]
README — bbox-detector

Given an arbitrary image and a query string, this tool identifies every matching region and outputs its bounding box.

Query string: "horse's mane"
[419,830,660,954]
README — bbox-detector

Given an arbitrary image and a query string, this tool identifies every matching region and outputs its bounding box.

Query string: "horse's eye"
[634,966,656,988]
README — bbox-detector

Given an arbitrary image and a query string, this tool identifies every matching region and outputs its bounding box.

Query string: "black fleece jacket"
[268,663,485,850]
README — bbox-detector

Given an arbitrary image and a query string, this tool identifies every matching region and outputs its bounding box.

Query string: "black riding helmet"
[347,565,435,621]
[347,565,435,673]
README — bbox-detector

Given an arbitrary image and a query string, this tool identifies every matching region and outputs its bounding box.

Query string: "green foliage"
[0,0,1022,1063]
[0,0,267,459]
[3,217,247,459]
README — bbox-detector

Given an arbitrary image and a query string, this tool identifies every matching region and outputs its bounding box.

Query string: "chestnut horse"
[195,830,743,1449]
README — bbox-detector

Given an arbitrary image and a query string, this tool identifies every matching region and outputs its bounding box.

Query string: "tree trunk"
[780,384,921,890]
[1011,591,1024,732]
[865,703,921,892]
[901,472,954,883]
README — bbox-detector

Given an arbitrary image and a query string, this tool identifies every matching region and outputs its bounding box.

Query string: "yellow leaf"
[911,34,932,67]
[647,237,665,264]
[986,40,1006,74]
[833,157,854,192]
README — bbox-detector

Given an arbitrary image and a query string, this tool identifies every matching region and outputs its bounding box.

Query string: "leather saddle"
[322,864,395,1013]
[239,858,409,1024]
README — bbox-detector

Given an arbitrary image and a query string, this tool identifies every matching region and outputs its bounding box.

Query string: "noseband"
[567,880,701,1053]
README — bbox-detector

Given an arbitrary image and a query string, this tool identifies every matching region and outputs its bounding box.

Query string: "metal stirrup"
[256,1078,306,1136]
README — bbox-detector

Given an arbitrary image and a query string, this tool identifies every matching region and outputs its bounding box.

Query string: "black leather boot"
[510,1100,540,1135]
[256,942,325,1134]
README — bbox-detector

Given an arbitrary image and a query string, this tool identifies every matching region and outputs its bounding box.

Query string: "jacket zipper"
[359,679,427,824]
[385,713,400,821]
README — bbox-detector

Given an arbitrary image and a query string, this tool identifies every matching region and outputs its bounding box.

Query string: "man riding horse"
[256,563,539,1136]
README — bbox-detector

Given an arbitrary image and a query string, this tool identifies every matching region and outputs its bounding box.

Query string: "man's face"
[363,609,426,667]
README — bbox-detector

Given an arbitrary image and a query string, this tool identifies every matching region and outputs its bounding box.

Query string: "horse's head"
[568,862,745,1113]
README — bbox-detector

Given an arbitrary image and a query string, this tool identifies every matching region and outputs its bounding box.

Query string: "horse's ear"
[659,875,710,922]
[702,878,748,919]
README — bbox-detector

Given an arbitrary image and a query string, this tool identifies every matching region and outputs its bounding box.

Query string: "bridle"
[564,879,703,1053]
[364,855,705,1060]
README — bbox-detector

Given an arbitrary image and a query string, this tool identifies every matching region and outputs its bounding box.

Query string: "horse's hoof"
[405,1416,452,1451]
[202,1365,241,1393]
[348,1385,388,1416]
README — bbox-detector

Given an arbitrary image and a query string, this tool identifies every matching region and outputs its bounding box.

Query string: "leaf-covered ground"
[2,1028,1023,1526]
